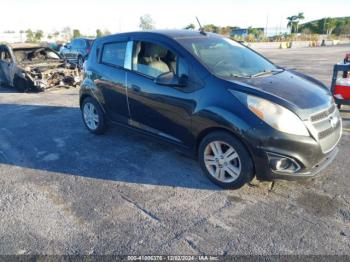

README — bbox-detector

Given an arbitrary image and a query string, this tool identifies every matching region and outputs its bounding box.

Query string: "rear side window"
[87,40,94,47]
[71,40,78,48]
[101,42,127,67]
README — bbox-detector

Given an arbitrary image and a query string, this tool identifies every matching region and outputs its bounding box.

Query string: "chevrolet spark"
[79,30,342,189]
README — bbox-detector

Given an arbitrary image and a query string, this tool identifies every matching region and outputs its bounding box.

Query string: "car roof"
[98,29,221,42]
[144,29,213,39]
[73,38,95,41]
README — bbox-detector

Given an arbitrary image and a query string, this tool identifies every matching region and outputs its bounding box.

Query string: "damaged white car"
[0,43,81,92]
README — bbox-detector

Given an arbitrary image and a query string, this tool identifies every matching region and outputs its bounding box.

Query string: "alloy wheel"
[83,102,99,130]
[204,141,241,183]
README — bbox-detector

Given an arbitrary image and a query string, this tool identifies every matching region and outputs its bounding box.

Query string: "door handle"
[130,85,141,93]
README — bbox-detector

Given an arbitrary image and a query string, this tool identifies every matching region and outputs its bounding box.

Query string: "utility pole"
[279,16,282,35]
[265,15,269,38]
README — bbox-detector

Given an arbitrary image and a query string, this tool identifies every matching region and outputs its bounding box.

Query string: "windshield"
[14,48,61,63]
[177,36,278,78]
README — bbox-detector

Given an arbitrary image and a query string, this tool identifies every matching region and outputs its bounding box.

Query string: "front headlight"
[246,95,309,136]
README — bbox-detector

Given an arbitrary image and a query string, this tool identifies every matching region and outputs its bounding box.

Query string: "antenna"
[196,17,206,35]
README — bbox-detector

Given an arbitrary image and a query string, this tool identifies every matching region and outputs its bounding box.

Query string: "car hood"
[235,70,331,109]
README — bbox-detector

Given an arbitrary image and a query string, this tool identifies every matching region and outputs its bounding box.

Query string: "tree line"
[24,28,112,43]
[22,14,350,44]
[139,13,350,37]
[299,17,350,35]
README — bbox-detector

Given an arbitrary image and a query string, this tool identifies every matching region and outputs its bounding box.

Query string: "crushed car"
[0,43,81,92]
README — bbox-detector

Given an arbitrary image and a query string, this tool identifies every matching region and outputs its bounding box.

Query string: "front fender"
[193,106,252,137]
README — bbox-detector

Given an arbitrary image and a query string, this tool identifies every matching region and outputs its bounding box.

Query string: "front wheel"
[198,131,254,189]
[13,76,28,92]
[81,97,107,135]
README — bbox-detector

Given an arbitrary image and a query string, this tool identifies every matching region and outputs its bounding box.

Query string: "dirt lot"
[0,45,349,255]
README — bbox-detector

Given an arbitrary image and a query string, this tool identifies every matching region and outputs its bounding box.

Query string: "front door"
[126,40,194,147]
[94,40,131,124]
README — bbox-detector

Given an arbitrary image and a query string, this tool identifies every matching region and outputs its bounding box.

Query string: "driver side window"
[0,48,12,63]
[132,41,177,78]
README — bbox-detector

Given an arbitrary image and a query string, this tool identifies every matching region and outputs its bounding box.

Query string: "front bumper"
[267,147,339,181]
[245,126,341,181]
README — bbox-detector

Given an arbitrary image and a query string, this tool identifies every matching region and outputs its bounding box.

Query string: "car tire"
[198,131,254,189]
[77,56,84,69]
[13,76,27,92]
[81,97,107,135]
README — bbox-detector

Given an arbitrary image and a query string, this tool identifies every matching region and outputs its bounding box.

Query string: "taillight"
[345,53,350,62]
[335,77,350,100]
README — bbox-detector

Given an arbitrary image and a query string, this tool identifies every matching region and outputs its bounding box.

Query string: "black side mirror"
[155,72,187,87]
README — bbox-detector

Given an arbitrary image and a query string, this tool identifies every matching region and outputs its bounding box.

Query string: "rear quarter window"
[101,42,127,67]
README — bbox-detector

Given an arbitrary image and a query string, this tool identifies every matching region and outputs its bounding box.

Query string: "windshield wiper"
[229,73,251,78]
[250,69,284,78]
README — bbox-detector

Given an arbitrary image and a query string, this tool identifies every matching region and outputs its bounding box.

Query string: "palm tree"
[287,13,305,33]
[287,15,298,33]
[295,12,305,33]
[184,24,196,30]
[324,18,336,35]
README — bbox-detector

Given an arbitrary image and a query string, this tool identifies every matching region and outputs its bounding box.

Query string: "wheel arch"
[79,93,91,108]
[79,90,107,116]
[195,126,256,175]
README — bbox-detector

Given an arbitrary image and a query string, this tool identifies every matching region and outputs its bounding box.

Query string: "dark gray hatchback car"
[79,30,342,189]
[60,38,94,68]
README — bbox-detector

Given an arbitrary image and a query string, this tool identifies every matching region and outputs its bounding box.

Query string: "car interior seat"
[137,43,170,77]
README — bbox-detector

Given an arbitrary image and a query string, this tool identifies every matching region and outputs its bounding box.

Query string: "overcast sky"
[1,0,349,34]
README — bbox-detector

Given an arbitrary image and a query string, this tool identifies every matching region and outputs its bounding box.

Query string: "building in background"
[230,28,265,37]
[231,28,249,38]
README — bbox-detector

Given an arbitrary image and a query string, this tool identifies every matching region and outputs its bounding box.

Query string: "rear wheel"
[81,97,106,135]
[77,56,84,69]
[198,131,254,189]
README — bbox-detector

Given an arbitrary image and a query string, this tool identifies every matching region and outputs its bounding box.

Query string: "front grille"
[309,104,342,153]
[311,104,336,122]
[318,120,341,140]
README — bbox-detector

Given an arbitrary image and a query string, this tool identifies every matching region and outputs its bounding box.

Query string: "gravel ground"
[0,44,349,255]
